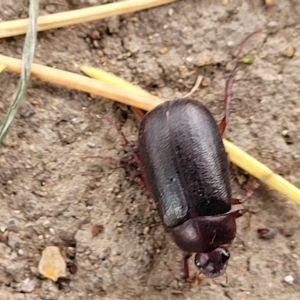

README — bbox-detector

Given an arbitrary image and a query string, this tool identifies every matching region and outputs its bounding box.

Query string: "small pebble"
[265,0,273,8]
[92,225,103,237]
[43,220,51,228]
[90,30,101,40]
[20,278,36,293]
[67,247,76,258]
[201,77,211,87]
[108,16,120,33]
[143,226,150,235]
[67,262,78,274]
[267,21,278,28]
[257,228,276,240]
[194,50,213,66]
[40,280,59,299]
[168,8,174,16]
[280,227,294,237]
[227,40,234,47]
[281,130,293,144]
[0,232,7,243]
[284,275,294,285]
[160,47,168,54]
[30,98,40,105]
[0,226,6,232]
[202,11,210,18]
[93,40,100,48]
[45,4,56,13]
[186,56,193,63]
[285,46,295,58]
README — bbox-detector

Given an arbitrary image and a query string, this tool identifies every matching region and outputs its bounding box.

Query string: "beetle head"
[194,247,230,278]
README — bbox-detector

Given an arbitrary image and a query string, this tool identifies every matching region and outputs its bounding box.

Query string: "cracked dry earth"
[0,0,300,299]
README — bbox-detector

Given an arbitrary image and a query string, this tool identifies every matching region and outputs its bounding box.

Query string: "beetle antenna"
[219,29,261,135]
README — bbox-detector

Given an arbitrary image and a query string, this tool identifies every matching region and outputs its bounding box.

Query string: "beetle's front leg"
[231,208,249,219]
[180,252,192,282]
[231,208,253,229]
[231,180,259,229]
[232,180,260,205]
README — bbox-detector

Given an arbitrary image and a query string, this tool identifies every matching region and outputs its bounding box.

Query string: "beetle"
[138,98,250,280]
[137,32,258,280]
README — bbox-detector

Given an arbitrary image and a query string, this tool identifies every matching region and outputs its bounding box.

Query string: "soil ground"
[0,1,300,299]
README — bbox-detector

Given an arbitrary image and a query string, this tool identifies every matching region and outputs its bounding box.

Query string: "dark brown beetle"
[137,32,258,280]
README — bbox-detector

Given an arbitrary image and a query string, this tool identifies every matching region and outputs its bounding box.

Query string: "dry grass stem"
[183,75,203,98]
[0,64,6,73]
[0,55,162,111]
[0,0,177,38]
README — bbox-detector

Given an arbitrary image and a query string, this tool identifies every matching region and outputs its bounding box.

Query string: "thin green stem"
[0,0,39,143]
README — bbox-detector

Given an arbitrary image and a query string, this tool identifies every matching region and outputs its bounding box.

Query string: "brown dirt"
[0,1,300,299]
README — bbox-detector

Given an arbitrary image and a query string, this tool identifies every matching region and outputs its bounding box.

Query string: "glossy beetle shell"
[138,99,232,228]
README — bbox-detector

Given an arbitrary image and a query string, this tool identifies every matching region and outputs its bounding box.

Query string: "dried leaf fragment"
[38,246,66,281]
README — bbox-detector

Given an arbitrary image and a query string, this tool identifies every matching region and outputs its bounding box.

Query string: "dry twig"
[0,0,177,38]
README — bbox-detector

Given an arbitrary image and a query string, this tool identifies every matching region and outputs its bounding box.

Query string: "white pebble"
[284,275,294,284]
[267,21,278,28]
[227,40,234,47]
[43,220,51,228]
[49,228,55,235]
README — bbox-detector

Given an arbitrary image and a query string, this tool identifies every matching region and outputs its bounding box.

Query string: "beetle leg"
[231,208,252,229]
[231,208,249,219]
[232,180,260,205]
[92,113,152,190]
[180,252,192,282]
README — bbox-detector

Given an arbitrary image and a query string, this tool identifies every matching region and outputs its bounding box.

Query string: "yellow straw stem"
[0,54,162,111]
[0,0,177,38]
[0,64,6,73]
[224,140,300,205]
[80,66,150,96]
